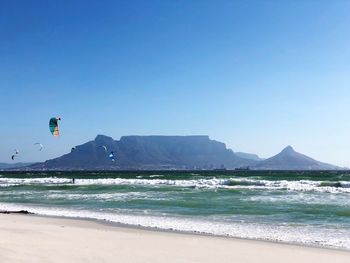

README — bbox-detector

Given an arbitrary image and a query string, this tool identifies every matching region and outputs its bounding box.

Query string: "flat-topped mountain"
[30,135,256,170]
[254,146,339,170]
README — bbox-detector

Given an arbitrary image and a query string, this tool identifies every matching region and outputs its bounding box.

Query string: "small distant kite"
[49,117,61,137]
[109,151,115,162]
[34,143,43,151]
[11,149,19,161]
[99,145,107,152]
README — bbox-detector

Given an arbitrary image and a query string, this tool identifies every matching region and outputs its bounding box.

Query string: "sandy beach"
[0,214,349,263]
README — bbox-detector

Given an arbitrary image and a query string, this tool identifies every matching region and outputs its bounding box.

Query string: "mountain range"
[22,135,342,171]
[0,162,35,169]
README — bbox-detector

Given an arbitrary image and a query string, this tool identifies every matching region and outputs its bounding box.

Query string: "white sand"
[0,214,349,263]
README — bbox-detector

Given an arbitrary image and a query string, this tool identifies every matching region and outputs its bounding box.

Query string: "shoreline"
[1,209,350,253]
[1,212,350,262]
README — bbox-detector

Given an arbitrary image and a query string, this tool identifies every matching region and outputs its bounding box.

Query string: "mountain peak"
[255,145,339,170]
[281,145,295,153]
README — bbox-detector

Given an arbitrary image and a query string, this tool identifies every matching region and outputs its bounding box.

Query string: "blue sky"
[1,0,350,167]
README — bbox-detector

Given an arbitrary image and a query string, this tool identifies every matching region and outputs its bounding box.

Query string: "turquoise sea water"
[1,171,350,249]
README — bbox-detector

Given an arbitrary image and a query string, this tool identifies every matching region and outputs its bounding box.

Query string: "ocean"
[1,171,350,249]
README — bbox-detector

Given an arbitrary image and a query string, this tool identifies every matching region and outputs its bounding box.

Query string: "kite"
[11,149,19,161]
[109,151,115,162]
[34,143,43,151]
[49,117,61,137]
[99,145,107,152]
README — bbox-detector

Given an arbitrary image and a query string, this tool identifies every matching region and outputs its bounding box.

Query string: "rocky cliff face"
[31,135,256,170]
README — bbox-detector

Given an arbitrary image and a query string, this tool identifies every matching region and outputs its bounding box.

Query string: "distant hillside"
[30,135,256,170]
[253,146,340,170]
[235,152,264,161]
[0,162,35,170]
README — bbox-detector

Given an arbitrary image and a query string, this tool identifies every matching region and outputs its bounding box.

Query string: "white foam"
[44,192,169,201]
[246,192,350,206]
[149,175,164,178]
[0,177,72,184]
[0,177,350,193]
[1,202,349,250]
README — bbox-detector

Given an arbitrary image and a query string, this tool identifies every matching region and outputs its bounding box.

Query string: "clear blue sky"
[1,0,350,167]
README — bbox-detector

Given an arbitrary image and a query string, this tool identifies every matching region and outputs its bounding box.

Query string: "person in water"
[72,178,75,184]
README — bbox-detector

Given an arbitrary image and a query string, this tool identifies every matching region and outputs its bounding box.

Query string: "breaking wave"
[1,177,350,193]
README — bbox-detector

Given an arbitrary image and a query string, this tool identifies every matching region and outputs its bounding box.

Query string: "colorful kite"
[49,117,61,137]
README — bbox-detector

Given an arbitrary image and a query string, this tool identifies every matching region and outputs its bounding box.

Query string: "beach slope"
[0,214,349,263]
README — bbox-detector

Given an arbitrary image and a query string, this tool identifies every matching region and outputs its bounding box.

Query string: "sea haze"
[1,171,350,249]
